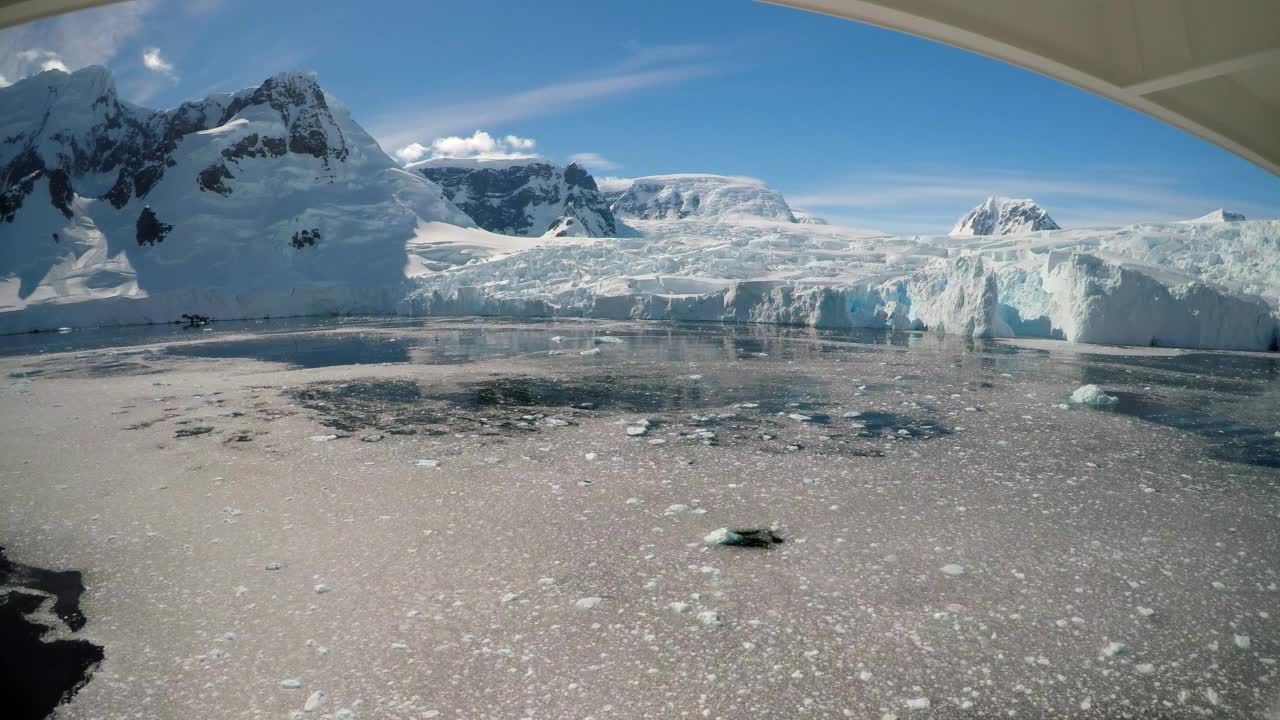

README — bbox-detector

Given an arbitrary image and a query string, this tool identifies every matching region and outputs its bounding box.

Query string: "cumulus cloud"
[568,152,620,171]
[0,1,152,86]
[141,47,175,76]
[0,73,9,88]
[395,130,539,165]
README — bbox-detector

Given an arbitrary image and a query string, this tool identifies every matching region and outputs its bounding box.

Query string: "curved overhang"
[764,0,1280,175]
[0,0,125,30]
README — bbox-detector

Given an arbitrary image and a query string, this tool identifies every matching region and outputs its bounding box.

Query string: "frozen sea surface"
[0,317,1277,718]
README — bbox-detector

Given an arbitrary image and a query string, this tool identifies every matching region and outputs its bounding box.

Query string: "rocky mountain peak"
[949,196,1060,236]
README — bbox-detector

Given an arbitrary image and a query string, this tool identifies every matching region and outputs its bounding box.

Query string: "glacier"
[0,68,1276,353]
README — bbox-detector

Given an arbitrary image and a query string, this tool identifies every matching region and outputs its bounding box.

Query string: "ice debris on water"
[360,434,384,442]
[941,563,966,576]
[703,527,784,547]
[281,678,303,689]
[1069,384,1118,408]
[1102,641,1127,657]
[697,610,722,626]
[592,336,624,344]
[304,691,325,712]
[265,562,284,571]
[308,434,338,442]
[1235,634,1252,649]
[575,596,604,609]
[579,348,601,356]
[413,459,440,468]
[905,698,931,711]
[314,584,333,594]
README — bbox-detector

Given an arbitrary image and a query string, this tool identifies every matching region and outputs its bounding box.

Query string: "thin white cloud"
[0,73,8,88]
[396,130,539,165]
[0,1,153,84]
[370,63,722,153]
[568,152,620,171]
[142,47,175,77]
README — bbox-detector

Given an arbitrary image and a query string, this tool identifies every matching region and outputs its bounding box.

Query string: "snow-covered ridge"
[610,174,797,222]
[950,196,1060,236]
[1183,209,1246,223]
[414,159,619,238]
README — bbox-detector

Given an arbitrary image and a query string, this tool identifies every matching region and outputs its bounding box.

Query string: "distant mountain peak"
[611,174,796,222]
[950,196,1059,236]
[1184,208,1246,223]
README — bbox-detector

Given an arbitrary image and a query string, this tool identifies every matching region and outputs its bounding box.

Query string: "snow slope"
[611,174,797,222]
[1183,209,1246,223]
[411,158,619,237]
[0,66,472,332]
[950,196,1060,236]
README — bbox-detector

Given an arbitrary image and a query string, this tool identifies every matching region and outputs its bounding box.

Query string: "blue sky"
[2,0,1277,233]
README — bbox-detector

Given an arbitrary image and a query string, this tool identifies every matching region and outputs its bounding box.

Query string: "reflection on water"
[4,316,1278,468]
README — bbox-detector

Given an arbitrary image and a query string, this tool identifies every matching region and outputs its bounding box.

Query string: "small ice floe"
[281,678,303,689]
[842,411,861,419]
[669,602,690,613]
[736,402,760,409]
[626,419,651,436]
[304,691,326,712]
[940,564,966,576]
[265,562,284,572]
[309,434,338,442]
[550,336,564,343]
[1234,634,1252,649]
[579,348,602,356]
[501,592,525,604]
[575,596,604,609]
[788,413,813,422]
[905,697,930,711]
[314,584,333,594]
[413,459,440,468]
[361,434,384,443]
[688,374,703,380]
[1102,641,1127,657]
[584,452,598,461]
[858,670,873,681]
[593,336,624,344]
[1136,606,1155,617]
[543,417,571,427]
[1069,384,1118,408]
[538,577,557,586]
[697,610,722,626]
[1135,663,1156,674]
[703,527,784,548]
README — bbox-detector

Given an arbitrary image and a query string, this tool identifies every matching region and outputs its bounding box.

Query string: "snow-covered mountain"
[950,196,1060,236]
[792,209,828,225]
[1184,209,1247,223]
[411,158,619,237]
[0,66,471,326]
[611,174,797,222]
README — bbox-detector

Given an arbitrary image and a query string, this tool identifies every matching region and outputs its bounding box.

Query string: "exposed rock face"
[414,159,619,237]
[950,196,1060,236]
[611,174,797,222]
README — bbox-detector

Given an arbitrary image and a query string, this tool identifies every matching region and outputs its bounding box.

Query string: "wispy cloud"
[568,152,620,171]
[368,45,727,153]
[788,168,1280,234]
[142,47,175,77]
[0,0,153,84]
[395,130,539,164]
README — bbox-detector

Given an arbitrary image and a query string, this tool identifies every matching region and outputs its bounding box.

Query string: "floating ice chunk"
[669,602,690,613]
[501,592,525,604]
[575,596,604,609]
[1102,641,1126,657]
[858,670,873,681]
[413,459,440,468]
[538,577,556,586]
[648,438,667,445]
[703,527,784,547]
[308,434,338,442]
[1136,606,1155,617]
[697,610,722,626]
[584,452,598,461]
[593,336,624,344]
[579,348,601,356]
[543,417,570,427]
[788,413,813,422]
[905,698,930,711]
[842,411,861,418]
[665,504,692,515]
[390,642,409,651]
[1069,384,1118,408]
[1212,581,1226,590]
[304,691,326,712]
[1135,663,1156,674]
[361,434,384,443]
[314,584,333,594]
[334,711,354,720]
[940,564,966,576]
[626,425,649,436]
[265,562,284,571]
[550,336,564,343]
[281,678,303,689]
[1234,634,1252,649]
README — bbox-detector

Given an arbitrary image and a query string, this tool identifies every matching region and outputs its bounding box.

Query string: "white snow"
[1182,209,1246,223]
[940,564,966,576]
[950,196,1059,236]
[703,528,742,545]
[611,174,797,222]
[575,596,605,609]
